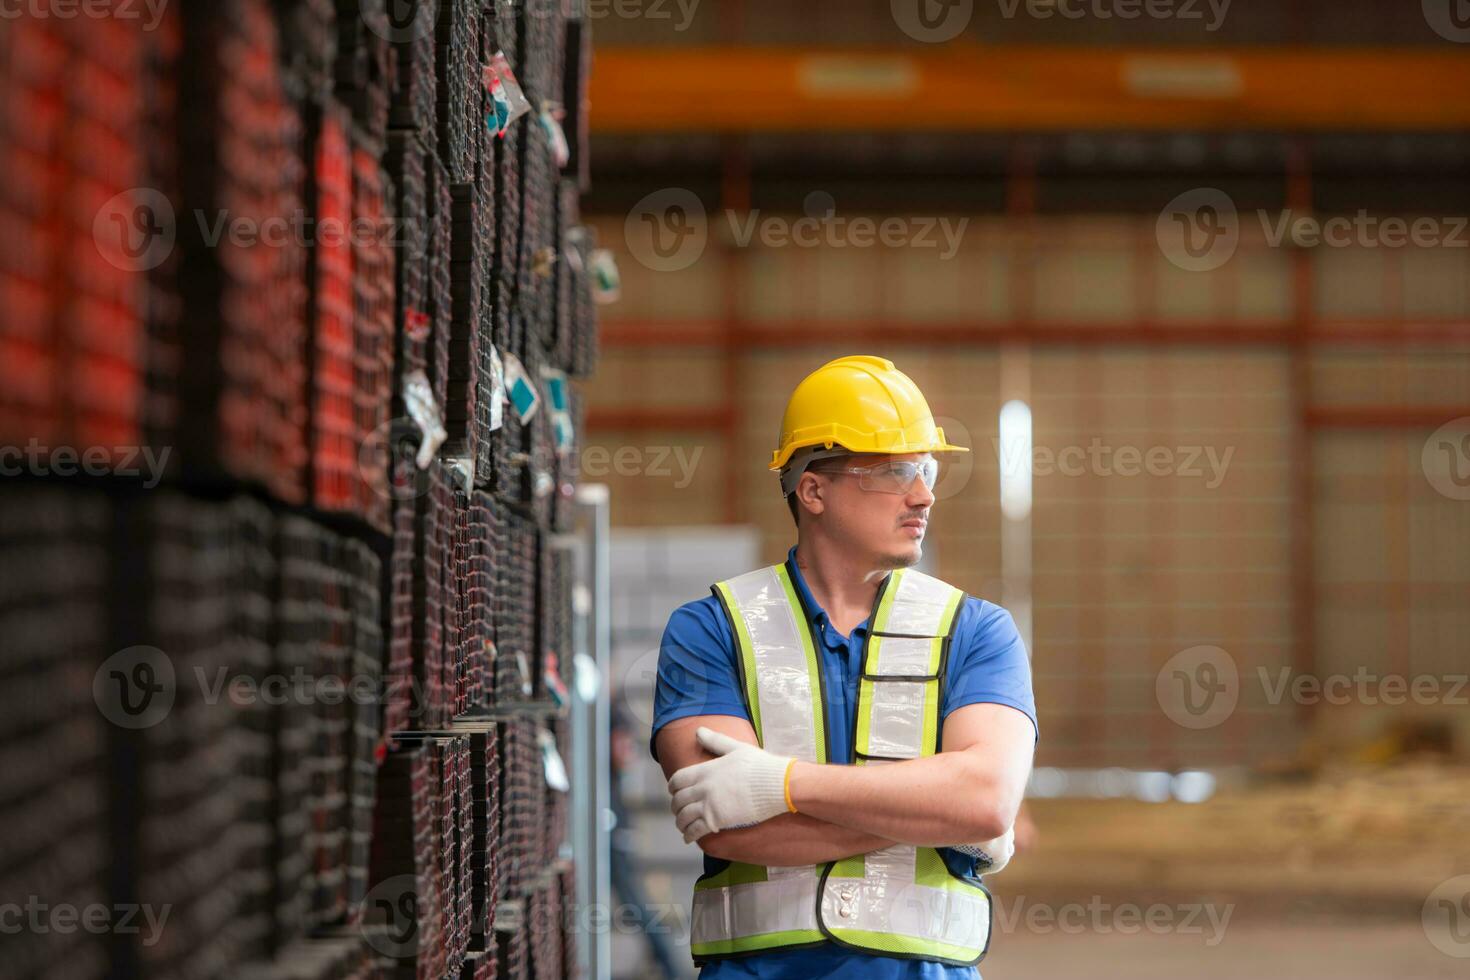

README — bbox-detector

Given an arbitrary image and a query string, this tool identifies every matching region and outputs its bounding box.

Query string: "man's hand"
[668,727,793,843]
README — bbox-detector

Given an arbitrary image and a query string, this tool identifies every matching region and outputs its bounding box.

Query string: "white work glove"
[668,727,793,844]
[954,825,1015,876]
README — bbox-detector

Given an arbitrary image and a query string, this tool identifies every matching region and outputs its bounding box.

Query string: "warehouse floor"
[984,921,1457,979]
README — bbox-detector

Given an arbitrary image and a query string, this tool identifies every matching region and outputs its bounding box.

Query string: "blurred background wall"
[578,1,1470,977]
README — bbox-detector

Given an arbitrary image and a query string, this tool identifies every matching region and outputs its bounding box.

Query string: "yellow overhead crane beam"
[589,45,1470,132]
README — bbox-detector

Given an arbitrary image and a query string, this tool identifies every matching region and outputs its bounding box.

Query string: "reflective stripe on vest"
[692,564,992,967]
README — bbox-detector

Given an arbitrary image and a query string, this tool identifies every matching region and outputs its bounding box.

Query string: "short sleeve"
[943,599,1039,741]
[648,596,752,763]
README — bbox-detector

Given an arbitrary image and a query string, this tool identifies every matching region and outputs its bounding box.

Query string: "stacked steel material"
[386,133,430,392]
[549,387,582,535]
[370,743,447,980]
[0,13,147,472]
[494,510,538,704]
[274,517,321,949]
[344,538,384,918]
[307,102,358,519]
[545,719,571,864]
[455,738,476,963]
[446,180,491,463]
[237,934,384,980]
[434,737,468,971]
[231,498,282,962]
[558,864,578,977]
[398,460,456,730]
[275,0,337,99]
[497,718,544,898]
[495,909,530,980]
[459,492,499,711]
[175,0,310,502]
[517,0,561,105]
[564,225,599,379]
[132,496,248,980]
[285,519,353,930]
[561,9,592,188]
[468,726,504,945]
[439,485,466,723]
[351,140,398,534]
[548,180,580,370]
[461,950,497,980]
[541,549,574,698]
[335,0,398,149]
[387,451,421,735]
[519,113,556,352]
[0,489,111,980]
[436,0,481,184]
[425,152,455,413]
[386,0,439,140]
[528,873,563,980]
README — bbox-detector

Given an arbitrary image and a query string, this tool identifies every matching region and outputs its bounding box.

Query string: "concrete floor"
[983,921,1460,980]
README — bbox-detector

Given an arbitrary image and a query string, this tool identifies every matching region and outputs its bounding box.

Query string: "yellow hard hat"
[769,355,969,471]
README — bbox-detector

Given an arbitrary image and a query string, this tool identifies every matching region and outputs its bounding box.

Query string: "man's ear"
[796,470,826,518]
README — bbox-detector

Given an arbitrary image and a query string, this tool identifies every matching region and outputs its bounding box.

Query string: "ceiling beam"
[590,45,1470,132]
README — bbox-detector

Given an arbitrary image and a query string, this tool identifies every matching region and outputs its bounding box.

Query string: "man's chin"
[879,542,923,570]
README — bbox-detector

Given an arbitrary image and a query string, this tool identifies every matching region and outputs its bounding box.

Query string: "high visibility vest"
[690,563,992,967]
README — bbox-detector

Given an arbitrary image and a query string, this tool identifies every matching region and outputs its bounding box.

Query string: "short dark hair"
[783,452,852,528]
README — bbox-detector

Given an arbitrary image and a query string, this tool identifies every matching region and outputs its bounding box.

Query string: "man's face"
[809,452,937,568]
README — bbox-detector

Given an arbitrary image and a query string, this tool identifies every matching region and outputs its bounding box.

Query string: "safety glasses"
[812,457,940,495]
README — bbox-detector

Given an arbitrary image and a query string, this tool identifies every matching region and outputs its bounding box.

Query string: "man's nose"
[907,476,936,509]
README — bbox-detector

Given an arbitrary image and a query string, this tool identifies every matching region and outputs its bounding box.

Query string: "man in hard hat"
[650,355,1038,977]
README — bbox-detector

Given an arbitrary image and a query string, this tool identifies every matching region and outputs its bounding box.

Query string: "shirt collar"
[783,545,890,638]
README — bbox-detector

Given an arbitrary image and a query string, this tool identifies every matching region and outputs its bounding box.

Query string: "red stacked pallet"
[308,103,358,519]
[0,13,147,471]
[351,140,397,534]
[387,451,420,736]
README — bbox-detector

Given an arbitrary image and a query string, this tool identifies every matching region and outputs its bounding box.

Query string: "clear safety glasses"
[811,457,940,495]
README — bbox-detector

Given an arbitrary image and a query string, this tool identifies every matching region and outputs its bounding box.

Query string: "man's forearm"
[788,751,1014,847]
[700,811,896,866]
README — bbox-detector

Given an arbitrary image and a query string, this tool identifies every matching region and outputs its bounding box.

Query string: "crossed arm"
[654,702,1035,865]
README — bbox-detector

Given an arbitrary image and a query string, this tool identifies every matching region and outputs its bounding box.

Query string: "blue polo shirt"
[650,547,1038,979]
